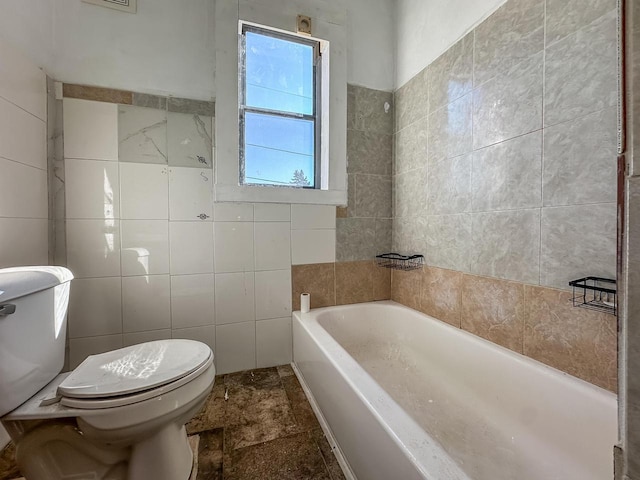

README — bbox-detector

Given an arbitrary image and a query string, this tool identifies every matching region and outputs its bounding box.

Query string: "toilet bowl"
[0,267,216,480]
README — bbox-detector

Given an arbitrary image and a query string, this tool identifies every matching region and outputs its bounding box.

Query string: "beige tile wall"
[291,260,391,311]
[390,266,617,392]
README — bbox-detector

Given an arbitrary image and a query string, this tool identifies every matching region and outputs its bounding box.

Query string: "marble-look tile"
[168,97,215,117]
[392,216,426,255]
[355,174,392,218]
[347,129,393,175]
[335,260,379,305]
[394,167,427,218]
[66,219,121,278]
[546,0,616,46]
[540,203,616,290]
[291,263,336,310]
[118,105,168,164]
[470,209,541,284]
[543,107,617,206]
[471,131,542,211]
[474,0,544,86]
[394,67,429,132]
[425,214,472,272]
[427,154,472,215]
[281,374,321,433]
[167,112,214,168]
[256,317,292,367]
[349,84,394,135]
[428,33,473,113]
[473,52,543,149]
[394,117,428,174]
[419,266,463,327]
[63,83,132,105]
[428,93,473,162]
[187,381,227,434]
[544,10,617,127]
[524,285,617,391]
[196,428,224,480]
[336,217,376,262]
[224,432,331,480]
[391,268,422,311]
[461,274,525,353]
[375,218,393,255]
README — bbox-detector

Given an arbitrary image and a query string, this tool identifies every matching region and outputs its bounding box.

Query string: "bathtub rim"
[293,299,618,480]
[293,300,474,480]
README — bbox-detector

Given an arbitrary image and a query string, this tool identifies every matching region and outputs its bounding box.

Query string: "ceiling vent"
[82,0,137,14]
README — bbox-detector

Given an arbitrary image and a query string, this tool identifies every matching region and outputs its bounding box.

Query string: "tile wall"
[336,85,393,259]
[60,86,342,374]
[392,0,619,390]
[0,41,48,268]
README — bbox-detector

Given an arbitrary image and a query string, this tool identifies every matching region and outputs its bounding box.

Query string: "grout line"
[0,93,47,122]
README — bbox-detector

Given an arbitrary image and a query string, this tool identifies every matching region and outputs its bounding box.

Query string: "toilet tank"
[0,267,74,417]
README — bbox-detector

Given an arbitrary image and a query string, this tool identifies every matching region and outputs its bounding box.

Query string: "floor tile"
[282,375,321,433]
[310,430,347,480]
[0,365,343,480]
[224,383,300,450]
[186,379,226,435]
[223,432,332,480]
[196,429,224,480]
[277,364,296,378]
[0,443,20,480]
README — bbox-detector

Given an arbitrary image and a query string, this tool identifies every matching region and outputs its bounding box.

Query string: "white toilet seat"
[58,339,211,399]
[60,354,213,409]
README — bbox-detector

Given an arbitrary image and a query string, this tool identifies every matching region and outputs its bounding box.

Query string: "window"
[239,23,321,188]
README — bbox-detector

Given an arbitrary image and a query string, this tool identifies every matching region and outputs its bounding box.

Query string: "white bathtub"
[292,301,617,480]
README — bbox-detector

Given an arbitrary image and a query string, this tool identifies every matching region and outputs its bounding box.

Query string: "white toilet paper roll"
[301,293,310,313]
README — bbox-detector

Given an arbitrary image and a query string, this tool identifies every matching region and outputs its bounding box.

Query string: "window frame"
[238,22,322,189]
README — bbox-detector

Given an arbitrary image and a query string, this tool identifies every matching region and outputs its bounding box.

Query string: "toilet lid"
[58,339,212,399]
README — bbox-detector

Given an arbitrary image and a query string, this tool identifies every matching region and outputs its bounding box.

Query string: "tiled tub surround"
[392,0,618,389]
[337,85,393,261]
[293,302,617,480]
[392,265,617,392]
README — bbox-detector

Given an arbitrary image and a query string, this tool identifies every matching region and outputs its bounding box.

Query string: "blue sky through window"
[243,29,316,187]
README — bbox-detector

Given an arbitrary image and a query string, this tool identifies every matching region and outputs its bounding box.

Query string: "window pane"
[245,31,314,115]
[244,112,314,187]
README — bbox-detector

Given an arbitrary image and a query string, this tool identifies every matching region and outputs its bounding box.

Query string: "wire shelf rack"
[375,253,424,271]
[568,277,617,316]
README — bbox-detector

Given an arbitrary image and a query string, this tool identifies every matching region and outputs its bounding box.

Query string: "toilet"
[0,266,216,480]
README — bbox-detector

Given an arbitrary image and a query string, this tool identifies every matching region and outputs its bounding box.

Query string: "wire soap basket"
[375,253,424,271]
[568,277,617,316]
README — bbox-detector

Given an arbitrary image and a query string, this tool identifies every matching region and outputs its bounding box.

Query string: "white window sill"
[215,184,347,205]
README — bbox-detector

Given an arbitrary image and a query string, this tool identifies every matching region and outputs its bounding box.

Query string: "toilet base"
[12,420,129,480]
[129,423,193,480]
[5,419,195,480]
